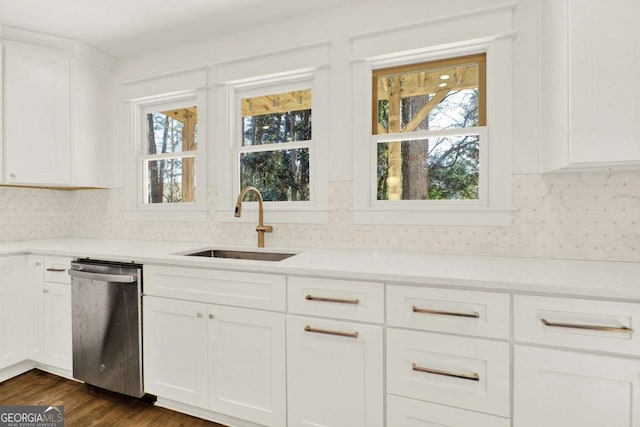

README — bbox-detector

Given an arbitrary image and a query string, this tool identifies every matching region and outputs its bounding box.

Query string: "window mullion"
[371,127,484,144]
[236,140,311,154]
[141,151,197,161]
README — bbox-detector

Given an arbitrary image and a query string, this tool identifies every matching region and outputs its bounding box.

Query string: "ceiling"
[0,0,366,58]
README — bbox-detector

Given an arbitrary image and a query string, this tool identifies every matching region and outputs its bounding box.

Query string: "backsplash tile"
[2,172,640,262]
[0,187,74,241]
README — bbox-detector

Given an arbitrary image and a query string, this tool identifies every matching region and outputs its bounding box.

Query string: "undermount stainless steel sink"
[184,249,296,262]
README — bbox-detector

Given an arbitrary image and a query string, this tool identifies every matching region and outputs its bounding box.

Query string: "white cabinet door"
[26,256,45,364]
[4,42,70,185]
[514,345,640,427]
[208,305,286,427]
[26,255,73,371]
[143,296,208,408]
[0,256,27,369]
[568,0,640,166]
[72,57,112,188]
[541,0,640,171]
[43,282,72,371]
[287,315,383,427]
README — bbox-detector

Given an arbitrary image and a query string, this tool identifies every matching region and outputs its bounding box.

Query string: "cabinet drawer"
[387,328,510,417]
[145,265,286,311]
[44,256,73,284]
[287,276,383,322]
[388,395,510,427]
[387,285,510,339]
[514,295,640,355]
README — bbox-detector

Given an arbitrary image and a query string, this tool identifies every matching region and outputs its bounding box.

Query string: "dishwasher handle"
[69,269,136,284]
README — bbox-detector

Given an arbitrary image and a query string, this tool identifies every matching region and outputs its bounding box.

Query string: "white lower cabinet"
[286,315,383,427]
[143,296,286,427]
[514,345,640,427]
[26,255,72,372]
[26,256,45,363]
[208,305,286,427]
[0,256,27,369]
[140,269,640,427]
[388,395,510,427]
[43,282,72,370]
[143,297,208,407]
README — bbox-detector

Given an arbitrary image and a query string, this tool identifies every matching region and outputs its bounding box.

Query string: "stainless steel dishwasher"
[69,259,144,398]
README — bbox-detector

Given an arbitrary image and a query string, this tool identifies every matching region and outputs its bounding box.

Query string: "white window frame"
[233,78,313,208]
[353,41,513,226]
[215,70,329,224]
[127,90,207,221]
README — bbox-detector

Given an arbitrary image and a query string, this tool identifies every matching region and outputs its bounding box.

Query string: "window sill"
[215,208,328,224]
[353,208,512,226]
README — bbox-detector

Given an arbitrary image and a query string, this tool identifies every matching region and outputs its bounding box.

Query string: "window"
[142,102,198,204]
[122,66,207,221]
[372,54,485,202]
[212,42,330,223]
[130,91,207,220]
[235,84,312,202]
[351,7,513,225]
[353,44,512,226]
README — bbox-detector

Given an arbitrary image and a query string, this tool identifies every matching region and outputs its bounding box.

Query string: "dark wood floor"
[0,369,226,426]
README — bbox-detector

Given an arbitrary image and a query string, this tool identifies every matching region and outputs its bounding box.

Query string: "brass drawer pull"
[46,268,66,272]
[412,306,480,318]
[305,295,360,305]
[541,318,633,333]
[304,325,359,339]
[412,362,480,381]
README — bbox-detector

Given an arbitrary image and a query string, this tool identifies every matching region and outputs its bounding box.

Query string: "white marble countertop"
[1,238,639,300]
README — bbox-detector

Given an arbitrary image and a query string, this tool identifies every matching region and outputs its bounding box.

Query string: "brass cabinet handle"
[412,362,480,381]
[304,325,359,339]
[412,306,480,318]
[46,268,66,272]
[541,318,633,333]
[305,295,360,305]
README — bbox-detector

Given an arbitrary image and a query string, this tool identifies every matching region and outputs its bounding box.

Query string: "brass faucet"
[234,186,273,248]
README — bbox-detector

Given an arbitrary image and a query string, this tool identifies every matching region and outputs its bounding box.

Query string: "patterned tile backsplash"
[1,172,640,262]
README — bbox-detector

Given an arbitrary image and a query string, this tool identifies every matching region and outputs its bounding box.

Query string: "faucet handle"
[256,225,273,233]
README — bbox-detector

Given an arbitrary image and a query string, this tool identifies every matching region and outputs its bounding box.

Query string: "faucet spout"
[234,186,273,248]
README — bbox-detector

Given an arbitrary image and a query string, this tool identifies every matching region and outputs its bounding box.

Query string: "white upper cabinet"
[3,42,71,185]
[1,30,113,187]
[72,53,113,188]
[541,0,640,172]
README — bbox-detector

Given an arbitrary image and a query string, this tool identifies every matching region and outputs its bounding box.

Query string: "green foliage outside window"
[240,105,311,202]
[376,89,480,201]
